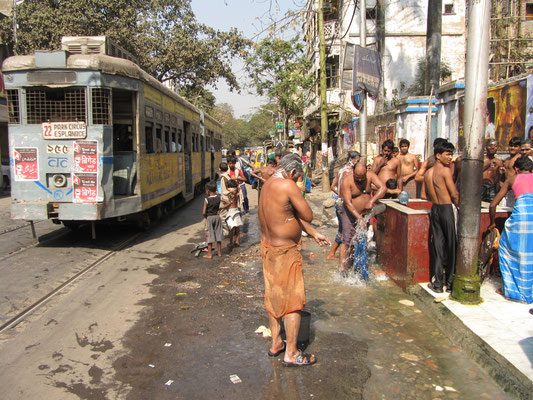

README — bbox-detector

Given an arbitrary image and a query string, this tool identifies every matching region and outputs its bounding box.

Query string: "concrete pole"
[425,0,442,95]
[359,0,367,164]
[318,0,330,192]
[452,0,491,304]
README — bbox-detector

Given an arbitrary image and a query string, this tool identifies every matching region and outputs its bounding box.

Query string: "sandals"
[282,352,317,367]
[267,344,286,357]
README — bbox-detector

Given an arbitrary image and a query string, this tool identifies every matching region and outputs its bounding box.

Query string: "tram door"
[111,89,136,196]
[184,121,193,194]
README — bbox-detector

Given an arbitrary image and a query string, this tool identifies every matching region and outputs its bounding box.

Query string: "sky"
[190,0,303,118]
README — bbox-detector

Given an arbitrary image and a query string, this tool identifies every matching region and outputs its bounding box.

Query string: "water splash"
[337,223,377,285]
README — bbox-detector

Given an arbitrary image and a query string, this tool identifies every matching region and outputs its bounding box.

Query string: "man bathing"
[339,162,386,275]
[398,139,419,197]
[259,153,329,367]
[327,151,360,260]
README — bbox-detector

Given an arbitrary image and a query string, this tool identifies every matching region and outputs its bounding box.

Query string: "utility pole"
[452,0,490,304]
[359,0,367,164]
[425,0,442,95]
[318,0,330,192]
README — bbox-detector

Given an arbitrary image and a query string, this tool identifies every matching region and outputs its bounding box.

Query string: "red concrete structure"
[376,199,511,291]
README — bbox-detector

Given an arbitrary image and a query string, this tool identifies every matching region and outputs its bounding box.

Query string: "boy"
[221,179,243,247]
[202,181,223,259]
[424,141,459,293]
[398,138,419,198]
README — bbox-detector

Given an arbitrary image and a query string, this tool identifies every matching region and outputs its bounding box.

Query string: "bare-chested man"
[251,158,277,183]
[398,139,419,195]
[500,137,522,207]
[415,138,449,199]
[372,139,402,196]
[327,151,360,260]
[482,139,503,203]
[424,141,459,293]
[259,153,329,367]
[339,162,386,275]
[521,139,533,159]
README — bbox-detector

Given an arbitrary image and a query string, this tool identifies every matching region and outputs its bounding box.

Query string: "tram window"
[178,129,183,152]
[145,123,154,154]
[7,90,20,124]
[26,87,86,124]
[170,129,177,152]
[164,127,171,153]
[156,125,163,153]
[92,88,111,125]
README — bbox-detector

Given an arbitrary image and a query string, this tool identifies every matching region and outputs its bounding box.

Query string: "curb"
[409,284,533,400]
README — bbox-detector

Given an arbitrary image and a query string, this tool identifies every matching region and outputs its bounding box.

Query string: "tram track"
[0,220,44,236]
[0,231,142,334]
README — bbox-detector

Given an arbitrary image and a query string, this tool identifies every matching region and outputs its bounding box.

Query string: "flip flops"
[282,352,317,367]
[267,344,286,357]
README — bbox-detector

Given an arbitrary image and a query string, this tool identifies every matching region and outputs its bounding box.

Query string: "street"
[0,189,509,399]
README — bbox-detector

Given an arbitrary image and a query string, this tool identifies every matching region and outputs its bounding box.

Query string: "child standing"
[221,179,243,247]
[202,181,223,259]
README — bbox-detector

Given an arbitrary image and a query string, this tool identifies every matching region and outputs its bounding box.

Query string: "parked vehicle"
[3,36,222,232]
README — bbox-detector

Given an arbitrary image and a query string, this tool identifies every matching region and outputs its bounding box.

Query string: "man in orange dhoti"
[259,153,329,367]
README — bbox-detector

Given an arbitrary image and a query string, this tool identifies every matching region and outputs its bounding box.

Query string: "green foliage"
[245,37,314,119]
[409,58,453,96]
[212,103,277,149]
[1,0,251,104]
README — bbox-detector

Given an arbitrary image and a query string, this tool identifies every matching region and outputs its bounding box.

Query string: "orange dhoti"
[261,238,306,319]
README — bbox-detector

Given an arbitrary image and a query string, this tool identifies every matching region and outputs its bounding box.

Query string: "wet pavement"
[114,188,509,399]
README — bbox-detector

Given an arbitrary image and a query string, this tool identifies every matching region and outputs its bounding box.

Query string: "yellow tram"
[3,36,222,229]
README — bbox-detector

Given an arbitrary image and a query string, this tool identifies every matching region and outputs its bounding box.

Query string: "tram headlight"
[52,173,67,188]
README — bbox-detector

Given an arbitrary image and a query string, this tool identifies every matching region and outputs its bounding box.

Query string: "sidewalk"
[312,185,532,399]
[411,279,533,399]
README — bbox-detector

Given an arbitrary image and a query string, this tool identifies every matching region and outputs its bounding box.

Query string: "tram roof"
[2,52,222,129]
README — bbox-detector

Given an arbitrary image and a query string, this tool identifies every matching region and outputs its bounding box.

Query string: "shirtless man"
[398,139,419,194]
[251,158,277,183]
[372,139,402,196]
[482,139,503,203]
[259,153,329,367]
[521,139,533,159]
[327,151,360,260]
[415,138,448,199]
[424,141,459,293]
[503,136,523,180]
[339,162,386,274]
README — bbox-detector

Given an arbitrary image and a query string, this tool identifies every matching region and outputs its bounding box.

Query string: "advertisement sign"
[73,140,98,173]
[13,147,39,181]
[488,79,526,150]
[276,122,284,134]
[269,131,275,137]
[42,122,87,140]
[72,173,98,203]
[353,46,382,99]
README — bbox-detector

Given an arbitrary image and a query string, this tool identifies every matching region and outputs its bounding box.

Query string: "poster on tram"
[73,140,98,173]
[72,173,98,203]
[13,147,39,181]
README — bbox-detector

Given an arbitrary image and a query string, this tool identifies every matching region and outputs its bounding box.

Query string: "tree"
[409,57,453,96]
[0,0,250,106]
[245,37,314,123]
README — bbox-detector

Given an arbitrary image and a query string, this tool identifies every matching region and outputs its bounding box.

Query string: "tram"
[3,36,222,231]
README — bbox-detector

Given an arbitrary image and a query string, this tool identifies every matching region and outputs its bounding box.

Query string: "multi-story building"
[302,0,466,155]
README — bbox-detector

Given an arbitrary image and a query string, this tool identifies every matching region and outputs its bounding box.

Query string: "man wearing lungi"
[327,151,360,261]
[259,153,329,367]
[425,141,459,293]
[339,162,386,276]
[482,139,503,203]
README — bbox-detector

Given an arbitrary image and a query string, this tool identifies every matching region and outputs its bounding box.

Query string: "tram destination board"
[42,122,87,140]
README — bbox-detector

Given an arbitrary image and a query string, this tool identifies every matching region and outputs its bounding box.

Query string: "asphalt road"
[0,188,510,399]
